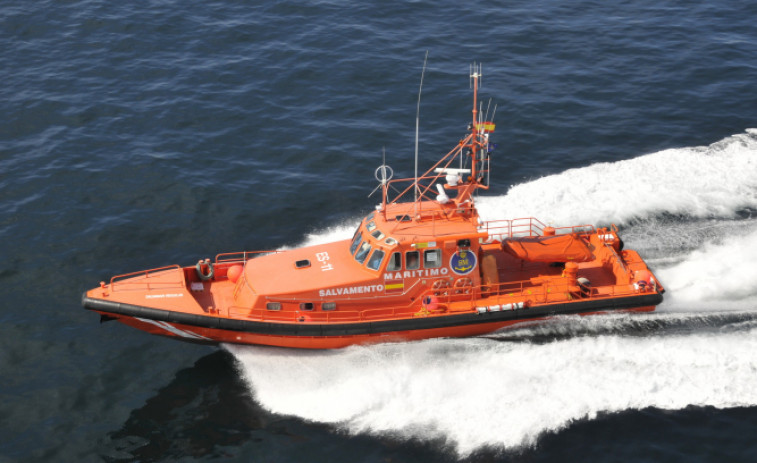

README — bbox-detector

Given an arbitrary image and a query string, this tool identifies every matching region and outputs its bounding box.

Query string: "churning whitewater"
[476,129,757,226]
[228,131,757,455]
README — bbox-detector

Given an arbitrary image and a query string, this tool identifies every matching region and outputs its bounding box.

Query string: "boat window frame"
[423,249,442,268]
[299,302,314,311]
[349,231,363,255]
[365,249,386,271]
[355,242,372,264]
[386,251,402,271]
[405,250,421,270]
[322,302,337,311]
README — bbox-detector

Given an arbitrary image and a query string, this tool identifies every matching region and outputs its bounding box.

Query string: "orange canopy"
[501,234,593,263]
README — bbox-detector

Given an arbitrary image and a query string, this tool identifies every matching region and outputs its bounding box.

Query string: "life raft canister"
[196,259,215,281]
[227,264,244,283]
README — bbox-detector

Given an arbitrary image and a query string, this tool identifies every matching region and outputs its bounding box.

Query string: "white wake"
[228,319,757,455]
[228,131,757,455]
[477,129,757,226]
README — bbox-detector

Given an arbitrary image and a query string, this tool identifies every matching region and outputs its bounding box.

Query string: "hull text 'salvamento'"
[83,66,664,349]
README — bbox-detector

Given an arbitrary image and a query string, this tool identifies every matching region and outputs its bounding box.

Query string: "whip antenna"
[414,50,429,206]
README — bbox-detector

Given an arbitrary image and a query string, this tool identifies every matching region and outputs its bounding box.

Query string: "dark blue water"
[3,1,757,461]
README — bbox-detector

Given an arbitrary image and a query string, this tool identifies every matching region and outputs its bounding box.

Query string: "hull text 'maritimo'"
[83,66,663,348]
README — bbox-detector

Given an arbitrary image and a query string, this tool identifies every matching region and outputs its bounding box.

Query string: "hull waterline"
[84,292,662,349]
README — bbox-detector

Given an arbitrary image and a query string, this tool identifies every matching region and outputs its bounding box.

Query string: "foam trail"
[478,130,757,226]
[657,225,757,310]
[227,132,757,455]
[620,217,757,264]
[229,322,757,456]
[299,223,356,246]
[279,221,358,250]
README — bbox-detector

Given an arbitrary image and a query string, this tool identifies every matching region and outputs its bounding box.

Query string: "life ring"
[196,259,215,281]
[454,277,473,294]
[432,279,450,296]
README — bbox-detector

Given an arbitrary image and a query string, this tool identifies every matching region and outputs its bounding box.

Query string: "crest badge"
[450,250,476,275]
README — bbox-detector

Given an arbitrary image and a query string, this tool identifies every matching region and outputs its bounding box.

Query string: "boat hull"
[83,292,662,349]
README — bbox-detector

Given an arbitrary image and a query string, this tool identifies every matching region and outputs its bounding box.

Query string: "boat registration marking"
[145,293,185,299]
[316,251,334,271]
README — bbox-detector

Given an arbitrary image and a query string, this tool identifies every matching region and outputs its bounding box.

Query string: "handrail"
[110,265,184,291]
[263,278,427,304]
[479,217,545,238]
[604,241,630,282]
[416,277,654,313]
[478,218,596,240]
[232,275,658,324]
[232,291,423,324]
[215,250,281,264]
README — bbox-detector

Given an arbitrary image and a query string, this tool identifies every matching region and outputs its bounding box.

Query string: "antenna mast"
[414,51,429,208]
[470,62,481,183]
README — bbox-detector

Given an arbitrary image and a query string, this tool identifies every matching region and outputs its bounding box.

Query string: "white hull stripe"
[136,318,211,340]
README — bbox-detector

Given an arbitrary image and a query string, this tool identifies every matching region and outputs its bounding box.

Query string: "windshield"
[366,249,386,271]
[349,231,363,255]
[355,242,371,264]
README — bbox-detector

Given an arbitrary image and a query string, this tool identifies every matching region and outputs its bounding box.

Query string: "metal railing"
[228,275,659,324]
[109,265,184,291]
[105,263,654,321]
[478,217,596,240]
[214,249,281,265]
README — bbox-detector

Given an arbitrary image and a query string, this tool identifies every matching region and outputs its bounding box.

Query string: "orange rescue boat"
[82,66,663,349]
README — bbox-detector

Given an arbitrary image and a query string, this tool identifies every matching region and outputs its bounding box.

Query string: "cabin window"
[424,249,442,268]
[299,302,314,311]
[366,249,386,271]
[350,232,363,255]
[371,229,385,240]
[387,252,402,271]
[385,237,397,246]
[366,221,377,232]
[266,302,281,311]
[406,251,420,270]
[355,242,372,264]
[322,302,337,311]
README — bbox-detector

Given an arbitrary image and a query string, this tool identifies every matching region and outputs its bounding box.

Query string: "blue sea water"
[2,0,757,461]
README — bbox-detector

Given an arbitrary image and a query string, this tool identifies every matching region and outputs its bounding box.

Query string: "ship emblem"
[450,250,476,275]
